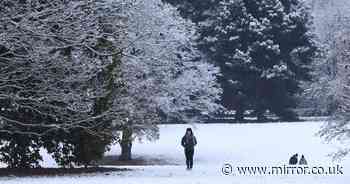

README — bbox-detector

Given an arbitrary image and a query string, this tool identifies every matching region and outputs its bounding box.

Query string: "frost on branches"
[0,0,127,168]
[300,0,350,116]
[311,0,350,159]
[319,31,350,159]
[116,0,222,160]
[0,0,222,165]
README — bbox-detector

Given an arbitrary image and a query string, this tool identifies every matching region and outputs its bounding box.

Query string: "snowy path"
[1,122,350,183]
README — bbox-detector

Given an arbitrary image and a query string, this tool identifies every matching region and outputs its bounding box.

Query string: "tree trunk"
[119,127,133,161]
[256,109,267,122]
[235,108,244,122]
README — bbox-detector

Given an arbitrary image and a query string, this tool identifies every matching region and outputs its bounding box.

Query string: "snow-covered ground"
[1,121,350,183]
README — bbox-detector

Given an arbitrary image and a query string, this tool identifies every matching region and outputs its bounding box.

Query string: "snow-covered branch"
[0,0,126,137]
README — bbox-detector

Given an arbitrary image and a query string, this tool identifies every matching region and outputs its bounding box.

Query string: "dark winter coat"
[181,135,197,150]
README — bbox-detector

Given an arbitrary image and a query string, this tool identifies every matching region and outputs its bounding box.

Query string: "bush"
[43,129,114,168]
[0,134,42,168]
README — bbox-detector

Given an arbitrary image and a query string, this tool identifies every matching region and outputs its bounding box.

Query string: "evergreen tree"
[168,0,317,121]
[163,0,220,22]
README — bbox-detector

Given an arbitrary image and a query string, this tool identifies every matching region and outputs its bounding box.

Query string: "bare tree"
[0,0,222,165]
[301,0,350,116]
[116,0,222,160]
[319,31,350,159]
[0,0,128,167]
[0,0,127,137]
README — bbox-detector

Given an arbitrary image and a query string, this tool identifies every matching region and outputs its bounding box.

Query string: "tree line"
[0,0,221,168]
[2,0,350,168]
[164,0,318,121]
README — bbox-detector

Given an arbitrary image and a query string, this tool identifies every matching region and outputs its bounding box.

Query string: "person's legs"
[189,149,194,169]
[185,149,190,169]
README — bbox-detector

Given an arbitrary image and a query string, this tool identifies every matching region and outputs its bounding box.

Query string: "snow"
[1,121,350,183]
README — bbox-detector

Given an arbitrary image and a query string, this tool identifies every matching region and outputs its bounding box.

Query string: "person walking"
[181,128,197,170]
